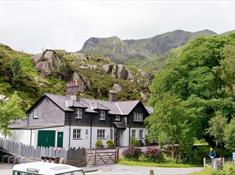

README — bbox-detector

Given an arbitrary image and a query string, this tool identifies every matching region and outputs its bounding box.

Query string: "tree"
[149,34,235,149]
[0,93,25,136]
[206,112,227,148]
[224,118,235,149]
[219,45,235,97]
[146,93,197,159]
[10,58,23,89]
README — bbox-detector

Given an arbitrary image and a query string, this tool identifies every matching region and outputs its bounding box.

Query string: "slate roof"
[40,93,152,116]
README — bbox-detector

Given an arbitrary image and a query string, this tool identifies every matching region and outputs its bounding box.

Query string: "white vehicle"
[12,162,85,175]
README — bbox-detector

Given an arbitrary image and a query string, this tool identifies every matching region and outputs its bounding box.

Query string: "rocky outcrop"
[72,72,91,92]
[32,49,70,78]
[103,63,133,80]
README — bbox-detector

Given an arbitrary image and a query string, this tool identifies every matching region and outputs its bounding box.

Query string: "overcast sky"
[0,1,235,54]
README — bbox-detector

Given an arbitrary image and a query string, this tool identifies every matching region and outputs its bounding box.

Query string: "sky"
[0,1,235,54]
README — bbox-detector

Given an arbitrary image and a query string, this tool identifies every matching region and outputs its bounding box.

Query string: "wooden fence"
[0,138,67,163]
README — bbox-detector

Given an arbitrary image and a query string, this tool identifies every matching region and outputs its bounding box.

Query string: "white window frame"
[99,111,106,121]
[133,112,144,122]
[132,130,136,138]
[97,129,105,139]
[75,108,83,119]
[115,115,121,121]
[139,130,144,139]
[33,109,38,119]
[73,129,81,140]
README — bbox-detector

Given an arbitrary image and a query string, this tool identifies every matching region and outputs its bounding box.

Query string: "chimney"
[109,90,117,102]
[66,80,81,101]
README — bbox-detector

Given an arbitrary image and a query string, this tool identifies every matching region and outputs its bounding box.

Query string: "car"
[12,162,85,175]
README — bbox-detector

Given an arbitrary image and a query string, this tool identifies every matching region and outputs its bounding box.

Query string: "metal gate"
[86,149,118,165]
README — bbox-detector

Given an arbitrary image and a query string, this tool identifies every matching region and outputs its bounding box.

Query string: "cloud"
[0,1,235,53]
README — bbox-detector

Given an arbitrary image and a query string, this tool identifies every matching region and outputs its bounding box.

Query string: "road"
[0,164,203,175]
[89,165,203,175]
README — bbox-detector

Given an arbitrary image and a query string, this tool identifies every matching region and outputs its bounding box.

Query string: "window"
[132,130,136,138]
[133,112,143,122]
[99,111,106,120]
[73,129,81,139]
[33,109,38,119]
[75,108,83,119]
[97,129,105,139]
[115,115,121,121]
[139,130,144,139]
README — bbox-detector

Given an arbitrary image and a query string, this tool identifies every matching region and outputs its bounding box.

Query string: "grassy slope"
[0,44,149,112]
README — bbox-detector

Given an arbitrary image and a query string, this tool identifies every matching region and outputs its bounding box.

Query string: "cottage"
[8,80,152,149]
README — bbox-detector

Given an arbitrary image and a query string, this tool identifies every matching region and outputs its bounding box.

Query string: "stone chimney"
[109,90,117,102]
[66,80,82,101]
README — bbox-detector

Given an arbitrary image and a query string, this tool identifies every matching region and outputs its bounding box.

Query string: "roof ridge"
[115,102,123,115]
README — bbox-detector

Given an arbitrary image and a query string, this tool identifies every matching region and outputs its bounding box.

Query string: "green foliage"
[10,58,23,88]
[146,93,198,160]
[0,93,25,136]
[224,118,235,149]
[95,140,103,149]
[148,34,235,162]
[130,137,140,147]
[106,139,115,149]
[206,112,227,148]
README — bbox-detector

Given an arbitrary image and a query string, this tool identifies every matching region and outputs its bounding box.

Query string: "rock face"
[103,63,133,80]
[72,72,91,92]
[32,49,69,78]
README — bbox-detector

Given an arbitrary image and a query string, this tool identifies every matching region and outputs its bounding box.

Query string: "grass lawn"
[189,168,214,175]
[118,159,201,168]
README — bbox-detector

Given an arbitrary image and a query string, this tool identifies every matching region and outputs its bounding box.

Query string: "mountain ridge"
[80,29,217,65]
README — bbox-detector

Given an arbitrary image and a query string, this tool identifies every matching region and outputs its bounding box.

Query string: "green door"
[57,132,64,147]
[37,130,55,147]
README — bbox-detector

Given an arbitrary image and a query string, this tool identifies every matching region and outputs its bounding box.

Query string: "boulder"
[72,72,91,92]
[103,63,114,74]
[32,49,70,78]
[111,83,122,93]
[117,64,129,80]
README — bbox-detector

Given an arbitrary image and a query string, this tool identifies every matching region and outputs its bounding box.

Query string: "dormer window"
[115,115,121,121]
[33,109,38,119]
[75,108,83,119]
[133,112,143,122]
[99,111,106,121]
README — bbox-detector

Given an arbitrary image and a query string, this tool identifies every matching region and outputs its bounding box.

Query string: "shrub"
[144,147,164,163]
[95,140,103,149]
[212,163,235,175]
[123,146,143,160]
[130,137,140,147]
[106,139,115,149]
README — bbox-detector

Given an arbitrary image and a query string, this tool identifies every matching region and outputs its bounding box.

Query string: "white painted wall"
[70,126,90,149]
[130,128,148,144]
[91,126,112,148]
[8,130,31,145]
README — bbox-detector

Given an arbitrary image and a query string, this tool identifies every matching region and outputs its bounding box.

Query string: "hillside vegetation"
[0,44,150,113]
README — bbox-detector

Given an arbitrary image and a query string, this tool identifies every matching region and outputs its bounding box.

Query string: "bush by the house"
[123,146,143,160]
[130,137,140,147]
[143,147,164,163]
[95,140,103,149]
[106,139,115,149]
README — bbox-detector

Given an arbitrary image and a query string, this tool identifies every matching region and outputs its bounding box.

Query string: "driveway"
[0,164,203,175]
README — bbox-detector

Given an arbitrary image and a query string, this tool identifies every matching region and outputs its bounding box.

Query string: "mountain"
[0,44,151,112]
[80,29,217,68]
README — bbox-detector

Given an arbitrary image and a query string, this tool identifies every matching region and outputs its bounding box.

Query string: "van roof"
[13,162,82,175]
